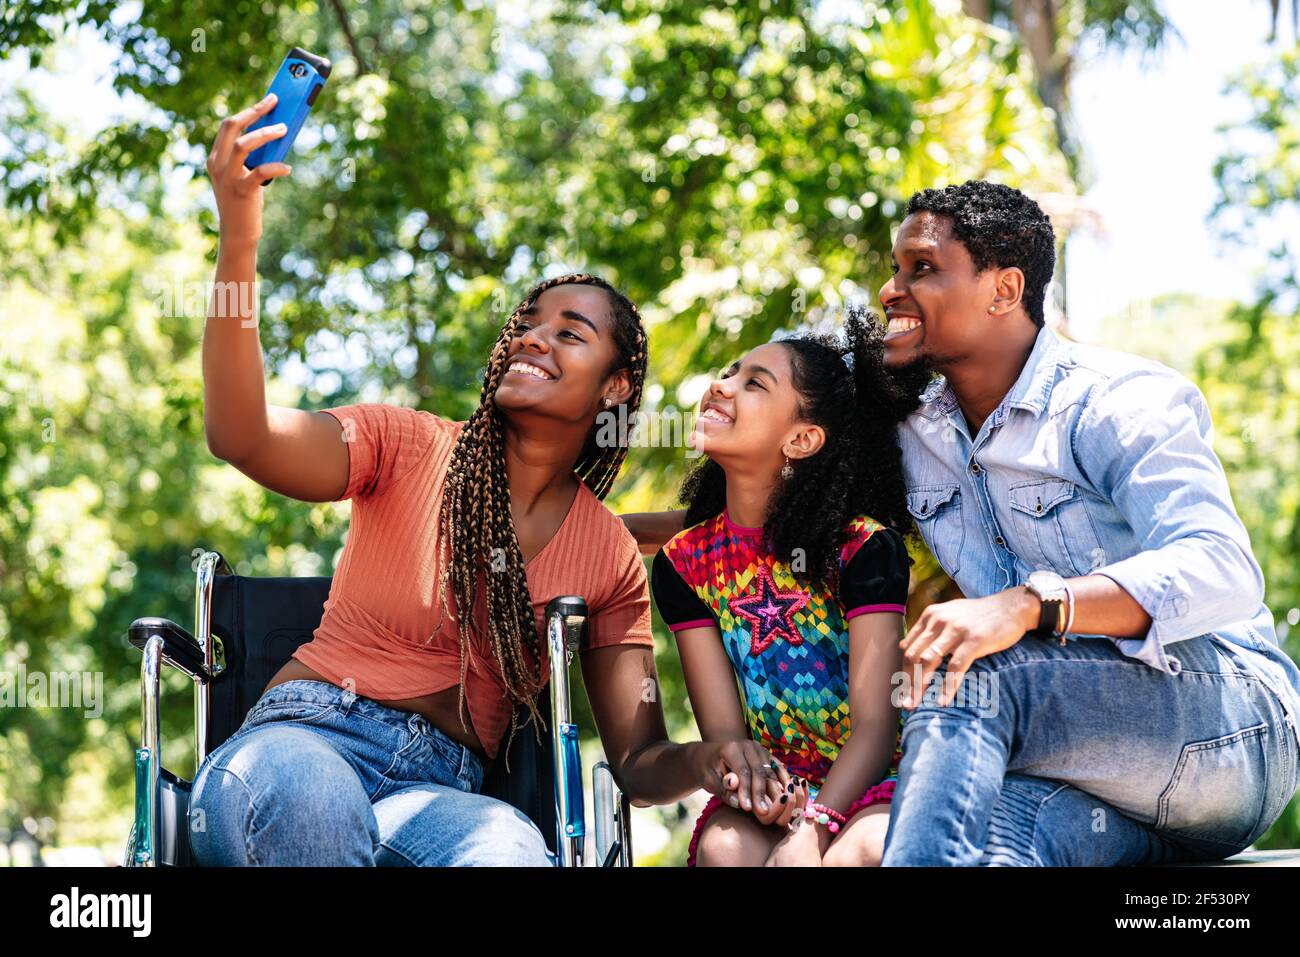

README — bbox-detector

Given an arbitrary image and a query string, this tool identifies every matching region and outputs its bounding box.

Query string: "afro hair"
[905,181,1057,328]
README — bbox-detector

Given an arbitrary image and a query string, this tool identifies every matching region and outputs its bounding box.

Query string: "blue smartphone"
[244,46,331,183]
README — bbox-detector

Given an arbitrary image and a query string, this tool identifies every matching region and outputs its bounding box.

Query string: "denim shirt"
[898,323,1300,740]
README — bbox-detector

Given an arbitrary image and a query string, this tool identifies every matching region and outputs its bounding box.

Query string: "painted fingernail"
[787,782,794,793]
[780,795,788,804]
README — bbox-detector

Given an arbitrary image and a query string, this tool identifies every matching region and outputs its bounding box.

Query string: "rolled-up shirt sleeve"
[1074,367,1265,673]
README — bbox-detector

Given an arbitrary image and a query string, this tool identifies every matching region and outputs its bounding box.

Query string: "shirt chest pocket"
[1006,478,1104,578]
[906,483,964,578]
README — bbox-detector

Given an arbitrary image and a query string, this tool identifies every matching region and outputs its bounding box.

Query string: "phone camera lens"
[289,62,308,79]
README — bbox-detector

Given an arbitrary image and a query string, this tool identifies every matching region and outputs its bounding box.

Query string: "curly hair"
[435,273,648,758]
[679,306,931,591]
[906,180,1057,328]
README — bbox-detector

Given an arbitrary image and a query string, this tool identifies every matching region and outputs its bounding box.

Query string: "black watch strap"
[1036,596,1062,637]
[1025,586,1063,640]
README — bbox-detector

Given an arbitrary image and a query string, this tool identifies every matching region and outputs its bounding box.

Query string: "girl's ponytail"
[844,304,927,429]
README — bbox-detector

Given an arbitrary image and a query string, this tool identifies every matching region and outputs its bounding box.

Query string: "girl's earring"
[603,396,613,408]
[780,455,794,480]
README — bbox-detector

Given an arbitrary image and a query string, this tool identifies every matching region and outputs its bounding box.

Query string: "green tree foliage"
[960,0,1176,179]
[1206,44,1300,848]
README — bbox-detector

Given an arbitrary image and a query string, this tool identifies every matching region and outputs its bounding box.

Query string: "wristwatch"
[1023,570,1068,645]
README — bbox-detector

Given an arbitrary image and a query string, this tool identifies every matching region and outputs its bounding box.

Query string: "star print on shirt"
[729,564,809,656]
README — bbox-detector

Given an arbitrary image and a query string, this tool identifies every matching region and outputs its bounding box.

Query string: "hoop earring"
[780,455,794,480]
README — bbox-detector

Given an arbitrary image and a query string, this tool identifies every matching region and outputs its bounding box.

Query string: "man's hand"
[900,588,1039,707]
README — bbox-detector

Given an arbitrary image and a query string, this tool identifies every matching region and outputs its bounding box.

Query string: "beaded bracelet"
[803,802,847,834]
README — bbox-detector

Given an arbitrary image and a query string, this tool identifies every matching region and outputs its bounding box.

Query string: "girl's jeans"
[187,679,556,866]
[881,634,1300,866]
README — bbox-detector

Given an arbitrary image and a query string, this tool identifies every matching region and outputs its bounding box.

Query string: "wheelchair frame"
[125,550,634,867]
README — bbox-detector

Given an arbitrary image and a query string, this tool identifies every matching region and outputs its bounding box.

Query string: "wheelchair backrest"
[207,572,557,851]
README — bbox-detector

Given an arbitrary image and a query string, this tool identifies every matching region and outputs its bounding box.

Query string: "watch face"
[1027,570,1065,594]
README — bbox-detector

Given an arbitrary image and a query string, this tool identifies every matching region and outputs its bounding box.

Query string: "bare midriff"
[262,658,489,764]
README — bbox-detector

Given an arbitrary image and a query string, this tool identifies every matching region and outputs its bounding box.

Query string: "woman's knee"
[446,798,553,866]
[189,725,374,865]
[375,786,554,866]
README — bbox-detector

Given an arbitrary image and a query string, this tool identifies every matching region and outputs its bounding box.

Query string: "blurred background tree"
[0,0,1295,862]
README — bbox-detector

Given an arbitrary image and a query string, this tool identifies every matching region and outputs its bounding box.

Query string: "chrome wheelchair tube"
[547,597,587,867]
[618,790,634,867]
[593,761,615,864]
[134,634,163,867]
[193,551,223,766]
[592,761,634,866]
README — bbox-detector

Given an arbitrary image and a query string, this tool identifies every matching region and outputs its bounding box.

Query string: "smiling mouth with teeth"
[506,361,554,380]
[699,407,732,424]
[885,317,922,338]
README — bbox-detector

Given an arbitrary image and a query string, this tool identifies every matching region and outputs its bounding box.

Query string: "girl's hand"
[694,740,791,817]
[206,93,294,247]
[728,769,810,827]
[764,816,825,867]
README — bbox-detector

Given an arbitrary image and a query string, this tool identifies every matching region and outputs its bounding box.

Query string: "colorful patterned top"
[651,509,910,789]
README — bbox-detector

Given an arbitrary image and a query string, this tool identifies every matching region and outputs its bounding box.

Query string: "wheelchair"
[124,550,634,867]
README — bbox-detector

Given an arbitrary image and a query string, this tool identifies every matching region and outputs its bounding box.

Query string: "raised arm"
[201,93,349,503]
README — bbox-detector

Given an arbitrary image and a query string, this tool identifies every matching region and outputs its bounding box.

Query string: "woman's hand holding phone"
[205,93,294,248]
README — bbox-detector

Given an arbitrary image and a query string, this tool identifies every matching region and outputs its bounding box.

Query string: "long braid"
[435,273,647,765]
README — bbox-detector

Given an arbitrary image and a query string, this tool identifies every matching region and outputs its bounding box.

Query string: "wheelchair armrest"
[544,596,589,652]
[128,617,210,680]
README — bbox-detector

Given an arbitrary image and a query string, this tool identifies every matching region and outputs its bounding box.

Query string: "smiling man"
[879,180,1300,865]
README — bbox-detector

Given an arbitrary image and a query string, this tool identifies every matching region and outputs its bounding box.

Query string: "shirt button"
[970,462,981,474]
[994,536,1004,546]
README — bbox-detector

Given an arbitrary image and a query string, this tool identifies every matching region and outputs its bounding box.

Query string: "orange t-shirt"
[291,402,654,760]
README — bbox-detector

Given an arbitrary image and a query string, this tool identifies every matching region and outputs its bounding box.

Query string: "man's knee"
[981,774,1160,867]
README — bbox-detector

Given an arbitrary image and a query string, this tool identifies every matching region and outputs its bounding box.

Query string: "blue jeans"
[881,634,1300,866]
[187,679,556,866]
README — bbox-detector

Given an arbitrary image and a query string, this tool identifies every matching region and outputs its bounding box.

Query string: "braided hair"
[679,306,930,590]
[435,273,648,757]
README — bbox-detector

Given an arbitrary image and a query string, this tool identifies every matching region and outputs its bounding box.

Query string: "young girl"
[647,310,922,866]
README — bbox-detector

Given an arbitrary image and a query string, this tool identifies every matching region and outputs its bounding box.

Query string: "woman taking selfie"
[188,93,749,866]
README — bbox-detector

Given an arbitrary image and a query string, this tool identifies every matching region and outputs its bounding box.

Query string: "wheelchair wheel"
[123,822,137,867]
